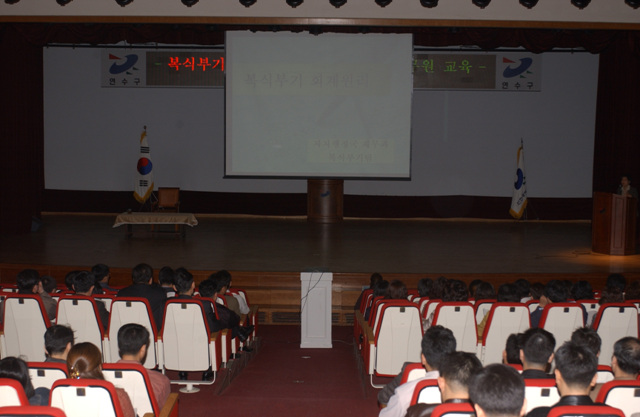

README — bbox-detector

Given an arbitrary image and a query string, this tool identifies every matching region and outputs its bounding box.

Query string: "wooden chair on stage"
[151,187,181,232]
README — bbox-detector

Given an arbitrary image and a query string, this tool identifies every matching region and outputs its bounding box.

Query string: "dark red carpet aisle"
[174,325,381,417]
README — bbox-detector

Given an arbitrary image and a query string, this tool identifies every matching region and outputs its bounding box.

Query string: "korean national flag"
[134,128,154,203]
[509,144,527,219]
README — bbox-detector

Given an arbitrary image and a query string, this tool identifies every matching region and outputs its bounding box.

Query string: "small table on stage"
[113,212,198,237]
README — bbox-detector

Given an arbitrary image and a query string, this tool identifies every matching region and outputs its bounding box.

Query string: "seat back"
[595,379,640,417]
[93,295,114,312]
[0,406,68,417]
[56,296,105,358]
[429,402,474,417]
[1,294,50,361]
[409,378,441,405]
[50,379,124,417]
[526,299,539,313]
[538,303,585,348]
[432,302,477,353]
[0,378,29,406]
[400,363,427,384]
[108,298,158,369]
[596,365,614,384]
[524,379,560,414]
[28,362,68,390]
[481,302,530,365]
[422,299,441,321]
[418,297,430,316]
[102,363,159,417]
[546,405,625,417]
[593,303,640,365]
[373,300,422,377]
[161,299,214,372]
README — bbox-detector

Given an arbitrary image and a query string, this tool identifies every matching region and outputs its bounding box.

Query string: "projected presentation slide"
[224,31,414,179]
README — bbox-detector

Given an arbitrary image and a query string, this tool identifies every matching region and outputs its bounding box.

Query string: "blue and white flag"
[509,143,527,219]
[134,127,154,203]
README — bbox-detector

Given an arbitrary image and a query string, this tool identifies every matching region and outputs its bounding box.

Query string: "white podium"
[300,272,333,348]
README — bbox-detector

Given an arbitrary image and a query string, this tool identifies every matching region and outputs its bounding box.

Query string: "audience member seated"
[354,272,383,311]
[92,263,115,294]
[0,356,50,405]
[625,280,640,301]
[158,266,176,297]
[477,283,521,338]
[571,327,601,359]
[474,282,496,303]
[520,328,556,379]
[66,342,135,417]
[117,263,167,331]
[208,270,241,316]
[417,277,433,299]
[403,352,483,417]
[116,323,170,408]
[198,277,253,346]
[468,279,484,299]
[72,271,109,330]
[598,286,624,305]
[44,325,75,364]
[378,325,457,413]
[16,269,57,321]
[215,270,251,315]
[527,342,599,417]
[529,282,544,302]
[530,280,568,328]
[64,270,81,291]
[469,364,526,417]
[606,273,626,294]
[503,333,523,367]
[590,336,640,401]
[514,279,532,303]
[364,279,390,321]
[424,279,467,329]
[570,281,594,302]
[172,267,220,381]
[41,275,58,295]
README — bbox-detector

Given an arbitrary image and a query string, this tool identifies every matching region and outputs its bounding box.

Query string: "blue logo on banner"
[503,58,533,78]
[109,54,139,75]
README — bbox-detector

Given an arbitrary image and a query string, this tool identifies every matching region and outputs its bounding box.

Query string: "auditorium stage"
[1,213,640,275]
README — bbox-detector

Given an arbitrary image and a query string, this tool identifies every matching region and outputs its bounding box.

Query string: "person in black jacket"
[117,263,167,331]
[527,342,599,417]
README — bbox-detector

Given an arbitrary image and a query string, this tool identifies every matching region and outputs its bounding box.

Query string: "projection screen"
[224,31,414,179]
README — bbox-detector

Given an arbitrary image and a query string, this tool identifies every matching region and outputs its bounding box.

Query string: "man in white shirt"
[379,325,457,417]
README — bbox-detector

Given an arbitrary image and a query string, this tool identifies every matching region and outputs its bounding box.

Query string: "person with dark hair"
[355,272,384,311]
[443,279,468,302]
[403,352,483,417]
[468,279,484,298]
[616,175,638,200]
[64,270,82,291]
[379,325,457,414]
[208,270,241,315]
[571,327,601,358]
[388,279,408,300]
[117,263,167,331]
[474,282,496,302]
[158,266,176,296]
[67,342,135,417]
[468,364,526,417]
[571,281,594,301]
[514,278,531,302]
[530,280,568,328]
[117,323,170,407]
[0,356,50,405]
[72,271,109,330]
[429,276,448,301]
[477,283,520,338]
[200,274,253,347]
[417,277,433,298]
[606,273,627,293]
[91,263,115,293]
[520,328,556,379]
[625,280,640,301]
[590,336,640,401]
[41,275,58,294]
[364,279,389,321]
[527,342,598,417]
[15,269,57,320]
[45,324,75,363]
[216,270,250,315]
[503,333,523,366]
[529,282,545,300]
[598,285,624,305]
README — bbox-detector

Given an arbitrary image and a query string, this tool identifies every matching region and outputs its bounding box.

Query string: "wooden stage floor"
[1,213,640,275]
